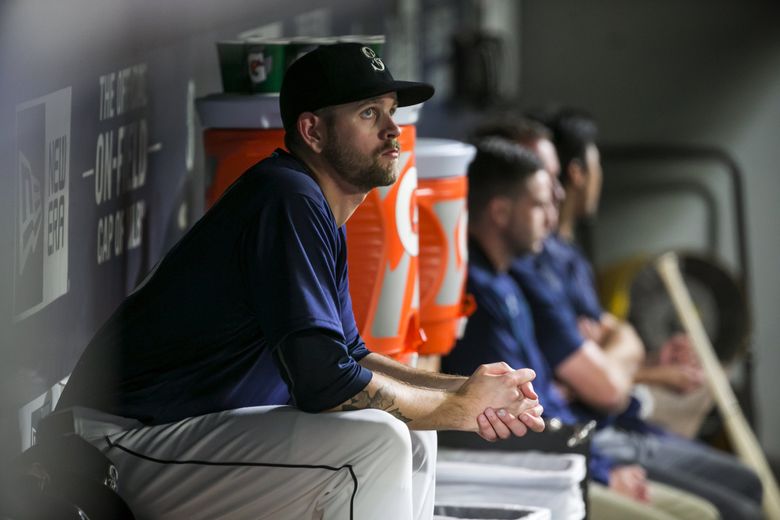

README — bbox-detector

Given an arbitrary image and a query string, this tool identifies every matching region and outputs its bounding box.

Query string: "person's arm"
[555,340,633,413]
[635,332,703,392]
[596,313,702,393]
[330,362,545,435]
[359,353,543,440]
[598,313,645,375]
[595,314,704,393]
[558,313,643,412]
[633,364,703,393]
[359,352,466,392]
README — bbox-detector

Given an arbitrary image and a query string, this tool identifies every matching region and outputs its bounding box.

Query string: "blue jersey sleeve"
[510,258,585,370]
[347,336,372,362]
[275,329,373,412]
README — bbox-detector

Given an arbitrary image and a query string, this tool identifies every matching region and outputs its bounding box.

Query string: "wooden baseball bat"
[656,252,780,519]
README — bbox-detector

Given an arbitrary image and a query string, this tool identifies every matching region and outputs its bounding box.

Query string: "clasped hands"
[461,362,545,442]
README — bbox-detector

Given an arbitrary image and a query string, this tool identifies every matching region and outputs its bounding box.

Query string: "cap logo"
[361,46,385,71]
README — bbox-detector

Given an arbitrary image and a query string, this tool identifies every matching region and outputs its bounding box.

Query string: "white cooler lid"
[196,93,283,129]
[415,138,476,179]
[394,103,423,126]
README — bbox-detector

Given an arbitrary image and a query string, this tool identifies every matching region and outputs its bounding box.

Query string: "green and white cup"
[246,38,289,93]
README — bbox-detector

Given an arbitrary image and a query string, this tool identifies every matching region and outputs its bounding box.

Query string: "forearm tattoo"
[339,385,412,423]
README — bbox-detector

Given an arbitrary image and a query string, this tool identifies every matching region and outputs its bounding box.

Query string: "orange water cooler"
[346,104,425,364]
[415,138,476,370]
[196,93,286,208]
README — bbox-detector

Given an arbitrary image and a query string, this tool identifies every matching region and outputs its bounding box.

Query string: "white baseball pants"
[83,406,436,520]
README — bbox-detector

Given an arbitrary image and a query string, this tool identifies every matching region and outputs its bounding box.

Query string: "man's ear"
[487,197,512,229]
[297,112,325,153]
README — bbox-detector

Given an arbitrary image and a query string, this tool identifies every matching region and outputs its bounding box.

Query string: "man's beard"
[322,131,400,192]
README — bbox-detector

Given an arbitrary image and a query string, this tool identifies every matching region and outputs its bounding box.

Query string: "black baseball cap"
[280,42,434,132]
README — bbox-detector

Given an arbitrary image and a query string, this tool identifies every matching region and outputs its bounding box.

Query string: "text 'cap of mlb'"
[280,42,434,131]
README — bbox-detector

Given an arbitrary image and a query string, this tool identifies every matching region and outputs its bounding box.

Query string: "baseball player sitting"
[54,43,544,520]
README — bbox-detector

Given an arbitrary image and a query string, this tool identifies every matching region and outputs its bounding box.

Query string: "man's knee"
[349,409,413,455]
[334,409,414,486]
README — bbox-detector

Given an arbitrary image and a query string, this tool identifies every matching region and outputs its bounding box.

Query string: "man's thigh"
[94,406,415,520]
[588,482,674,520]
[646,479,719,520]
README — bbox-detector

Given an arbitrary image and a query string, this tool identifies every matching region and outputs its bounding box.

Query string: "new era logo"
[17,151,43,275]
[14,87,70,320]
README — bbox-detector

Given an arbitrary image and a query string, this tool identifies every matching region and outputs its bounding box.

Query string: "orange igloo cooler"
[415,138,476,355]
[196,93,284,208]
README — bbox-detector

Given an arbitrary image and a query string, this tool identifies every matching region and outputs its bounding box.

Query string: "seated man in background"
[534,108,705,400]
[442,136,719,520]
[506,110,763,519]
[54,44,544,520]
[472,116,643,415]
[476,114,707,432]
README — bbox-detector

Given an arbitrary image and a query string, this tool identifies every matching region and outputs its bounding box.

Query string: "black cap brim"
[393,81,435,107]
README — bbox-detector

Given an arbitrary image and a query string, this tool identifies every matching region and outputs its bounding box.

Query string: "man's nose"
[382,114,401,140]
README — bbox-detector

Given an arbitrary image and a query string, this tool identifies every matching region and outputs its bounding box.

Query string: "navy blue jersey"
[510,254,585,370]
[58,150,372,424]
[443,241,612,483]
[541,235,603,321]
